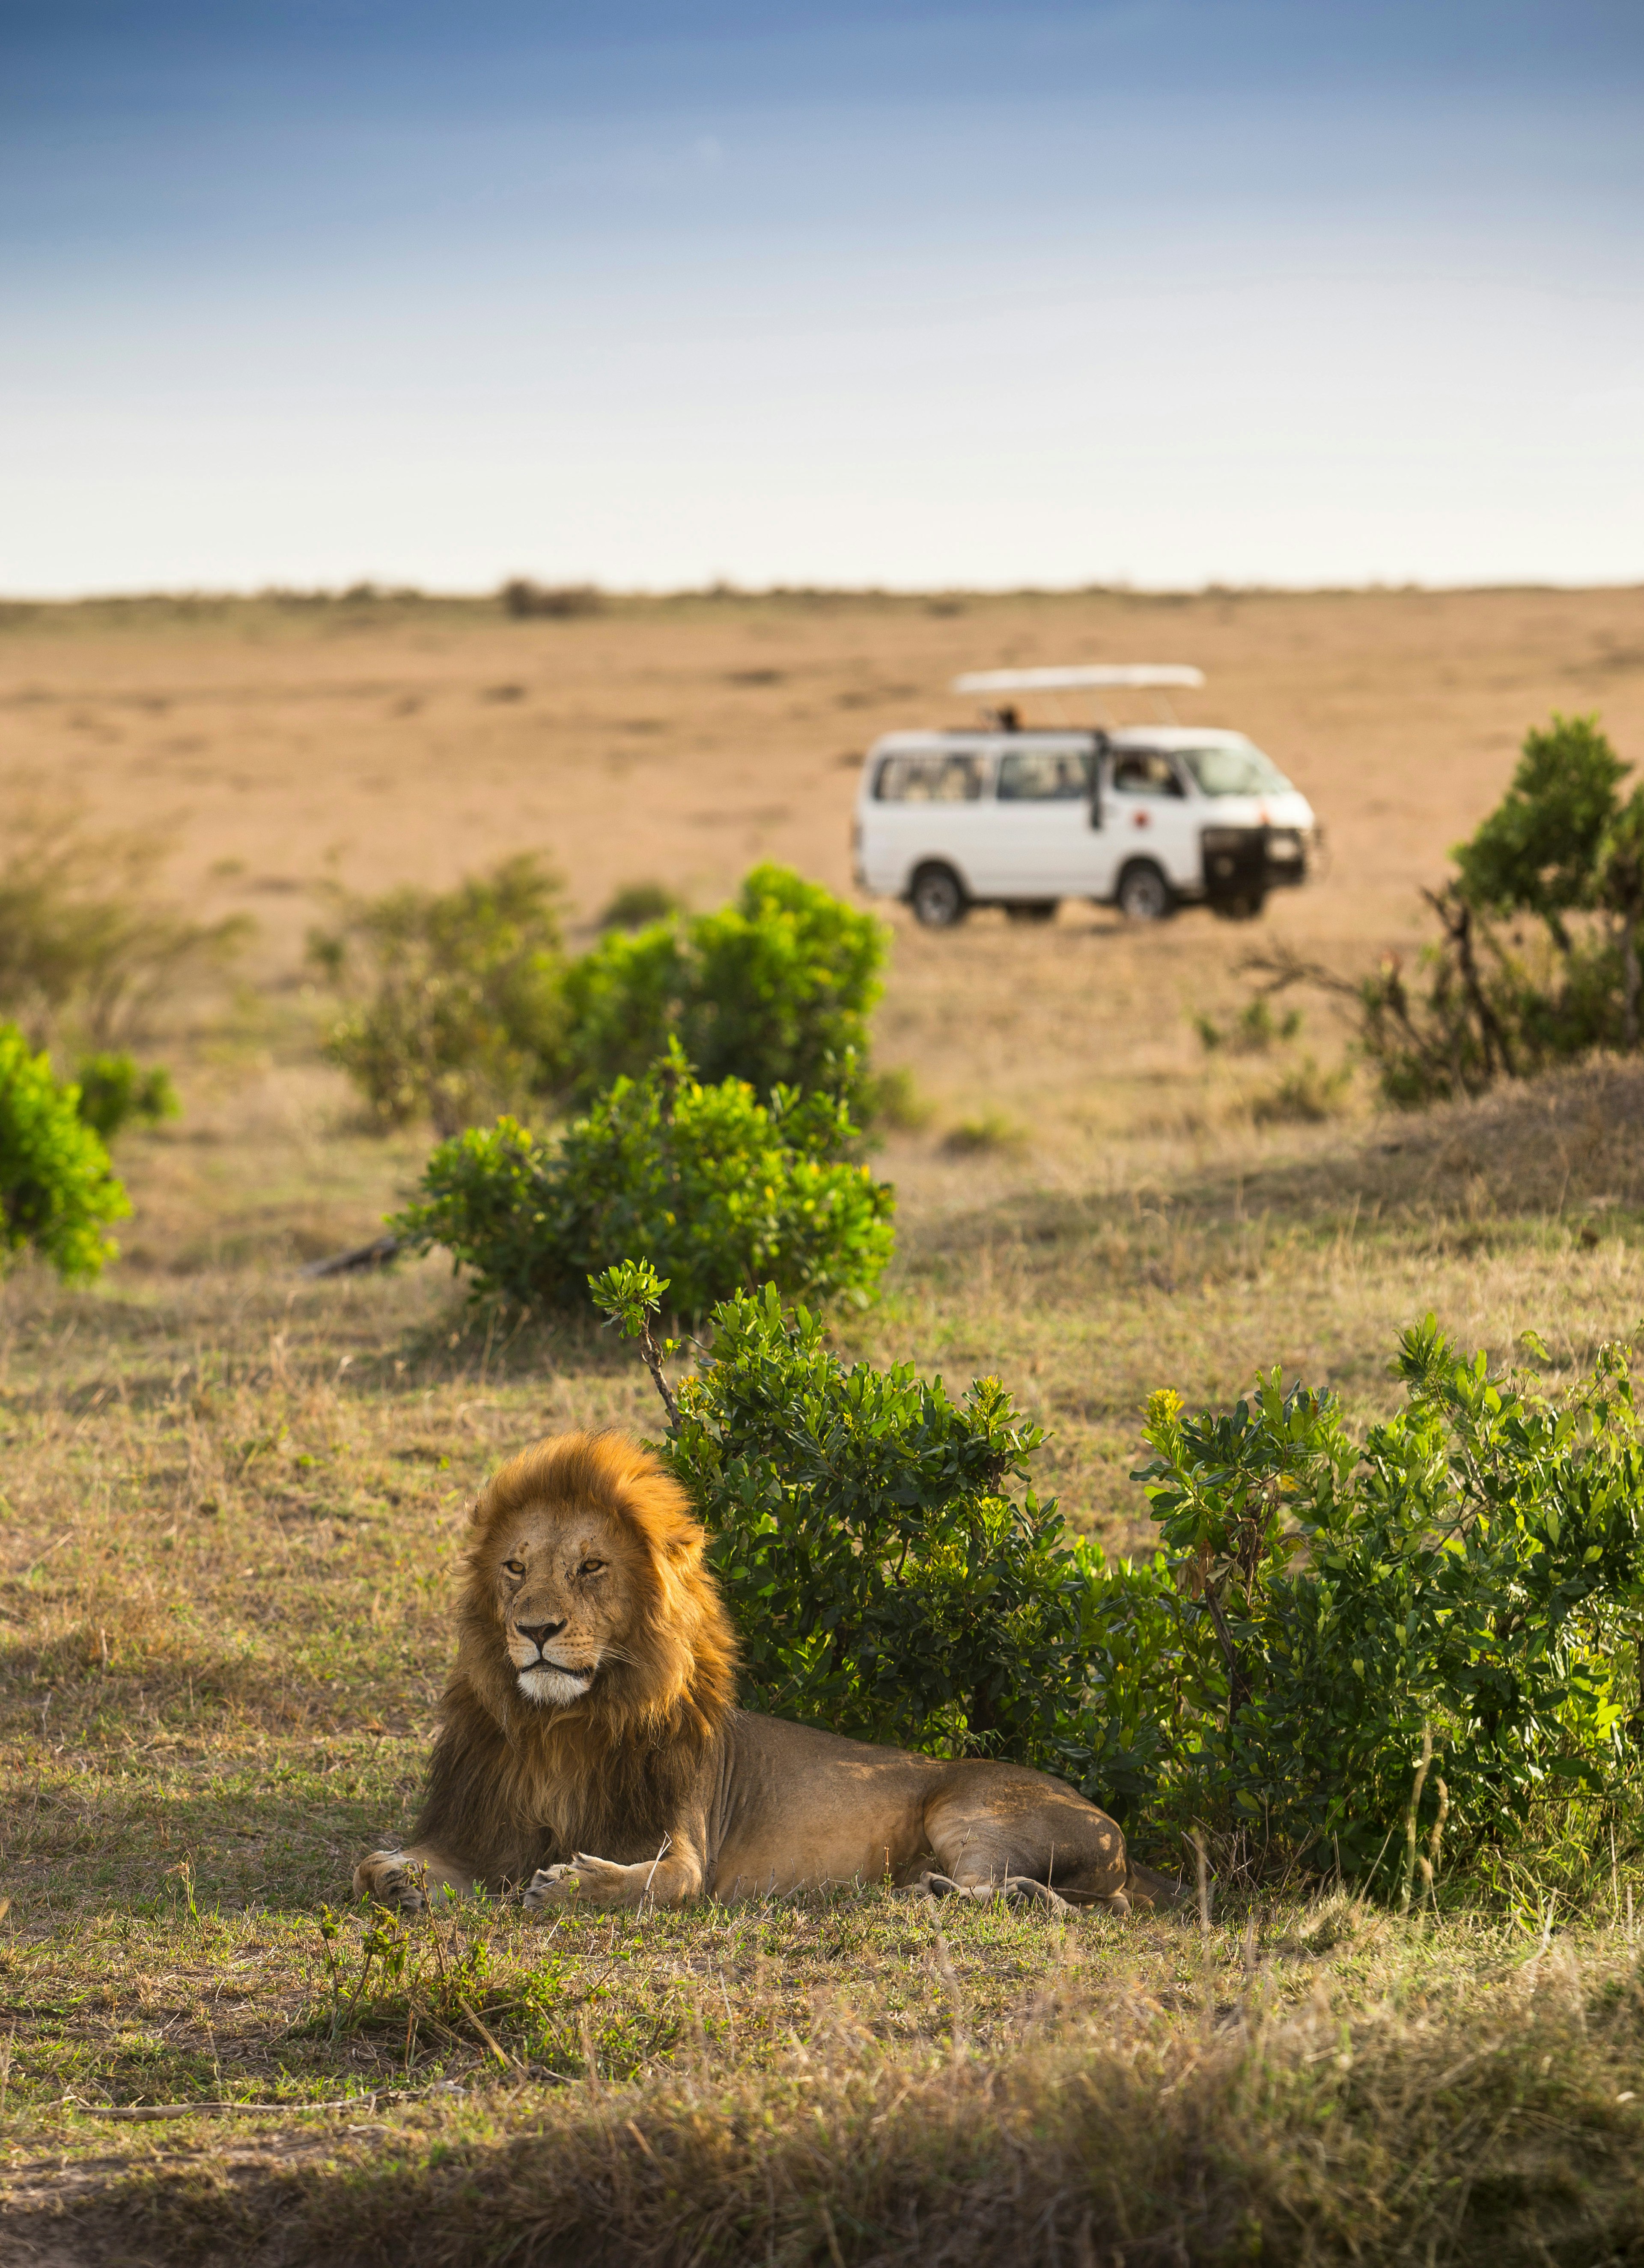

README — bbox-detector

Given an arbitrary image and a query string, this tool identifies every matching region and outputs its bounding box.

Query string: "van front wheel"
[910,865,968,929]
[1116,860,1174,923]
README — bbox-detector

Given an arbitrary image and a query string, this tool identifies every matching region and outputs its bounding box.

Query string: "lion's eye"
[578,1558,606,1577]
[503,1559,526,1577]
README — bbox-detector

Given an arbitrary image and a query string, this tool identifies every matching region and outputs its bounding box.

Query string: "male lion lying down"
[355,1432,1176,1917]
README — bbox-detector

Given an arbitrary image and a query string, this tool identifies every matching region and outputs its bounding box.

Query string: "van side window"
[1111,751,1185,798]
[995,750,1092,802]
[874,753,983,803]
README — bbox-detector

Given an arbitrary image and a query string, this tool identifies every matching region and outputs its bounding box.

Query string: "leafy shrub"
[1248,1055,1351,1125]
[0,803,250,1048]
[316,860,887,1131]
[597,882,685,932]
[309,855,567,1133]
[1453,713,1627,944]
[596,1267,1117,1770]
[393,1045,894,1318]
[1194,999,1301,1054]
[0,1024,130,1281]
[941,1108,1029,1158]
[865,1064,934,1134]
[561,864,886,1105]
[602,1267,1644,1896]
[1254,715,1644,1107]
[72,1053,179,1144]
[1131,1319,1644,1892]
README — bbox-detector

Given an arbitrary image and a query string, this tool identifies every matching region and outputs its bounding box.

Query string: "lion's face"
[458,1433,738,1747]
[485,1502,635,1709]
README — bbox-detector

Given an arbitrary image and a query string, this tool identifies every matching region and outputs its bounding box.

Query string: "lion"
[354,1431,1176,1917]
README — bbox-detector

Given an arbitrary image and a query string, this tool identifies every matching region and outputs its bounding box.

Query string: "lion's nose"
[516,1619,566,1649]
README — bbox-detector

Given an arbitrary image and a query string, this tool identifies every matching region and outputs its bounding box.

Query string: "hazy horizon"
[6,0,1642,598]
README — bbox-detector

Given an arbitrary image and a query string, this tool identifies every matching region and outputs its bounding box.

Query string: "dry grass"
[1,589,1643,2260]
[5,1895,1644,2264]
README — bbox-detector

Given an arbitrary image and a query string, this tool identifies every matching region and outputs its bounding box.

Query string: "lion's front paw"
[524,1853,646,1911]
[354,1853,428,1913]
[523,1862,579,1911]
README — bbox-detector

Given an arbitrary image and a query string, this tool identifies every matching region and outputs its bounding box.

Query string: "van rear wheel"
[911,864,968,929]
[1116,860,1174,923]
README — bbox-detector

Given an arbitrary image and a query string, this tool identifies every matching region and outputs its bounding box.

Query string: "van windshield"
[1178,743,1295,797]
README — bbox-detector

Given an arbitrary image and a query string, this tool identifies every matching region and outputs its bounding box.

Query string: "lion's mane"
[409,1432,739,1889]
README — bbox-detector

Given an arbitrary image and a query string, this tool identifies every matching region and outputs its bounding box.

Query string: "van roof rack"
[950,665,1204,694]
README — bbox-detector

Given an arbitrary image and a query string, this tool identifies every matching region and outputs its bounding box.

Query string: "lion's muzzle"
[509,1620,597,1706]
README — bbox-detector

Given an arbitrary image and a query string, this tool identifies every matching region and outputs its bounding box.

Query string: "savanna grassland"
[2,585,1644,2265]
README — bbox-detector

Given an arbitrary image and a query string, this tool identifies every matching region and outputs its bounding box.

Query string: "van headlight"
[1266,829,1303,865]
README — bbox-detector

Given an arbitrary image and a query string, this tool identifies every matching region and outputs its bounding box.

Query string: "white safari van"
[851,666,1319,927]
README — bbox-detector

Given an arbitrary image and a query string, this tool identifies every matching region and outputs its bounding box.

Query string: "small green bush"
[392,1045,894,1318]
[941,1108,1030,1157]
[72,1053,180,1144]
[602,1268,1644,1896]
[0,803,250,1048]
[1249,1055,1351,1125]
[1194,999,1301,1054]
[596,1268,1114,1768]
[562,864,886,1104]
[309,854,567,1133]
[864,1064,934,1134]
[316,860,888,1131]
[1130,1319,1644,1891]
[1358,716,1641,1104]
[1453,713,1627,944]
[0,1024,130,1282]
[597,881,685,932]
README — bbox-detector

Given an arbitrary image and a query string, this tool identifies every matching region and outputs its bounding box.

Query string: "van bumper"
[1201,825,1310,904]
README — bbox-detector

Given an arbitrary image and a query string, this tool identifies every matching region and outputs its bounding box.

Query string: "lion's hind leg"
[920,1766,1132,1915]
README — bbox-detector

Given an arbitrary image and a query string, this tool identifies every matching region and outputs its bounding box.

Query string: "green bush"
[393,1045,894,1318]
[1248,1055,1351,1125]
[0,1024,130,1281]
[0,803,250,1048]
[597,881,685,932]
[562,864,887,1105]
[1362,716,1643,1103]
[1454,714,1627,945]
[602,1267,1644,1897]
[1194,999,1301,1055]
[72,1052,179,1144]
[1131,1319,1644,1891]
[1249,714,1644,1107]
[308,855,567,1133]
[315,860,887,1131]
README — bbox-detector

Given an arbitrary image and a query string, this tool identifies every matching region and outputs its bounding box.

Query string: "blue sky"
[4,2,1642,593]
